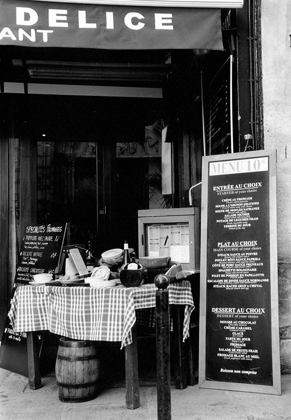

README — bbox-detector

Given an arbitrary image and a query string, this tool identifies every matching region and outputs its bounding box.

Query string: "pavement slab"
[1,369,291,420]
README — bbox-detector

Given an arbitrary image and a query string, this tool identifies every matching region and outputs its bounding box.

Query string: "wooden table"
[9,281,194,409]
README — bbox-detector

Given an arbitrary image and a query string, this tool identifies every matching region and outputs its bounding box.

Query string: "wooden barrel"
[55,338,100,403]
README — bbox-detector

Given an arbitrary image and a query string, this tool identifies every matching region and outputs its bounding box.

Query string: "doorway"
[33,95,164,259]
[115,158,154,252]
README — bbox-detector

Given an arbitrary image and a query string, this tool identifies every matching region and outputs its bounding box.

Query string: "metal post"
[155,274,171,420]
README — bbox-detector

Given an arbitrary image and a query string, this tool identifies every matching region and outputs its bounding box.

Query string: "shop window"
[37,141,97,249]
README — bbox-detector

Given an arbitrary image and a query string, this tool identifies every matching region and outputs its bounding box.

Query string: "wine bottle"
[127,252,139,270]
[122,240,131,267]
[85,240,95,273]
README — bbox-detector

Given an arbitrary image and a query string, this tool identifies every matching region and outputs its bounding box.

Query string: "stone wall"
[262,0,291,372]
[279,263,291,373]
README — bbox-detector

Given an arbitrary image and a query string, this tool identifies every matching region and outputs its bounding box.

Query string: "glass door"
[37,140,98,252]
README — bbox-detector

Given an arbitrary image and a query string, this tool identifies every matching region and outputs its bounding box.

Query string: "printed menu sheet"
[147,223,189,263]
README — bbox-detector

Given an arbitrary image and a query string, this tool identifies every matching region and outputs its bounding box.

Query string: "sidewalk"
[1,367,291,420]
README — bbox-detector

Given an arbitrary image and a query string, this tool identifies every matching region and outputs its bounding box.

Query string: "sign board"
[199,150,281,395]
[15,223,67,284]
[0,318,42,378]
[0,223,67,376]
[0,1,223,51]
[29,0,244,7]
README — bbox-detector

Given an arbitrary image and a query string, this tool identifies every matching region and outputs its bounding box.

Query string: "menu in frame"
[199,150,281,395]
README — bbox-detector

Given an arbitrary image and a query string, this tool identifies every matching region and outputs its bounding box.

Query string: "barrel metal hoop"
[57,381,97,388]
[59,339,94,348]
[57,355,98,361]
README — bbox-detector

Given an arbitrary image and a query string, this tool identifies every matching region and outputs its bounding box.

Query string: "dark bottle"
[122,240,131,267]
[127,251,139,270]
[85,240,95,272]
[131,251,137,264]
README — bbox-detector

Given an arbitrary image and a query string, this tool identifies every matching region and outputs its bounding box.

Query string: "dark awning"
[28,1,244,8]
[0,0,227,50]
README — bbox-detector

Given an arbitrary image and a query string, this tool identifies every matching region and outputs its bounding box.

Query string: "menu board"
[15,223,67,283]
[199,150,281,395]
[0,222,66,376]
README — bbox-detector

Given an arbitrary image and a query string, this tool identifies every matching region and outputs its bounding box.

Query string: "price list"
[0,223,67,377]
[15,223,67,283]
[205,156,273,385]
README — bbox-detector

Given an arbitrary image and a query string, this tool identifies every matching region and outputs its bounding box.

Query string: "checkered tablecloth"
[8,281,194,348]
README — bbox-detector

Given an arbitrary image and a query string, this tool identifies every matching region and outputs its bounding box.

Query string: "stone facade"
[262,0,291,372]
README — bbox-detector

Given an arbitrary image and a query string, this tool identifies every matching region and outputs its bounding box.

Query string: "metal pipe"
[188,181,202,206]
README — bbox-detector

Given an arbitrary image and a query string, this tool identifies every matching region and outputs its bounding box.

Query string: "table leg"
[125,323,140,409]
[187,328,196,386]
[188,323,199,385]
[27,332,42,389]
[172,306,188,390]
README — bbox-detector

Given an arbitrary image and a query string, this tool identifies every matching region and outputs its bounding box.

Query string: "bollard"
[155,274,171,420]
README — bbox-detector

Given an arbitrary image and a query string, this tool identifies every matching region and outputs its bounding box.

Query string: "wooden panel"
[125,324,140,409]
[0,98,9,335]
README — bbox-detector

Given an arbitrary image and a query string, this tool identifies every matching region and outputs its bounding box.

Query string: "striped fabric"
[9,281,194,348]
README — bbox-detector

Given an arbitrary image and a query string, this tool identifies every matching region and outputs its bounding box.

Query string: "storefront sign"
[15,223,67,283]
[0,0,223,50]
[199,150,281,395]
[29,0,244,7]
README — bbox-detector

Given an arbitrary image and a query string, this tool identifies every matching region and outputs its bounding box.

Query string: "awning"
[0,0,225,50]
[29,0,244,8]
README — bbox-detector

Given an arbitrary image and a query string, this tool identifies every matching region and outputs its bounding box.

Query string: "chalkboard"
[199,150,281,395]
[15,223,67,284]
[0,317,42,377]
[0,223,67,376]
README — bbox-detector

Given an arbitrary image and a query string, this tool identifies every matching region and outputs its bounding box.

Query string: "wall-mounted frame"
[138,207,200,272]
[199,150,281,395]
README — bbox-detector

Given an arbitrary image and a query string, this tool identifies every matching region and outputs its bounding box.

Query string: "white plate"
[88,279,117,288]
